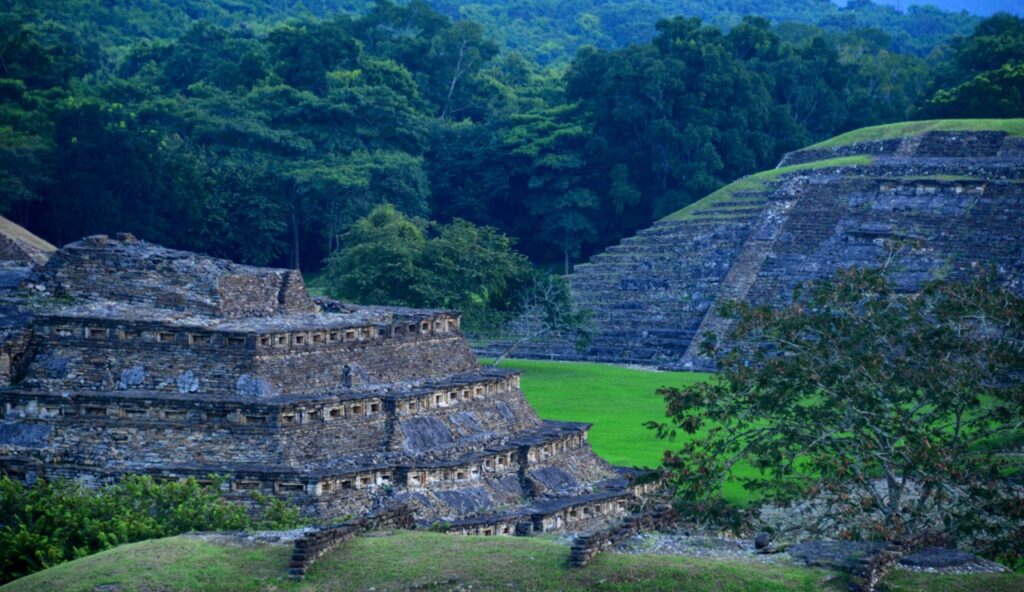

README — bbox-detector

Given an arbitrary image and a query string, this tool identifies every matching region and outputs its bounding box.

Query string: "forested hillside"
[12,0,984,65]
[2,1,1022,281]
[430,0,982,62]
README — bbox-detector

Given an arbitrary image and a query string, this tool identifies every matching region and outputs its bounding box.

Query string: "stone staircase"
[679,197,800,368]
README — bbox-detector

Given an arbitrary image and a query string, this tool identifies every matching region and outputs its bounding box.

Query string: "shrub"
[0,475,305,583]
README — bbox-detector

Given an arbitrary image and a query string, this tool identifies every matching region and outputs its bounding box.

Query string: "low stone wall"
[568,505,677,567]
[847,531,952,592]
[288,505,416,580]
[788,530,954,592]
[441,490,637,536]
[847,543,902,592]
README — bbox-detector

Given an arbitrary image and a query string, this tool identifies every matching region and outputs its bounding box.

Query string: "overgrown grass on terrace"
[805,118,1024,150]
[661,155,873,221]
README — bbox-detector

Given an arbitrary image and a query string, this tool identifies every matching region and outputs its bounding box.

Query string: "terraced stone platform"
[483,125,1024,368]
[0,233,643,530]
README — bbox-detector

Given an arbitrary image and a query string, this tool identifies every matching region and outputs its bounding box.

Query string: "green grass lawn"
[307,530,836,592]
[495,358,1024,506]
[0,536,293,592]
[6,531,1022,592]
[489,358,708,468]
[488,358,763,504]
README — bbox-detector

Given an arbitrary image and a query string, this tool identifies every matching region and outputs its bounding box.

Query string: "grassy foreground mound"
[4,531,1022,592]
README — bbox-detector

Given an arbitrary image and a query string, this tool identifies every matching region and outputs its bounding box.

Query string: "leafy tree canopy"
[324,204,533,333]
[0,1,1016,273]
[922,13,1024,117]
[649,267,1024,562]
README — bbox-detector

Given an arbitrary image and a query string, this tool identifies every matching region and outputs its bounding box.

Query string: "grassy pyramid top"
[662,155,872,221]
[805,118,1024,150]
[0,216,56,253]
[662,118,1024,222]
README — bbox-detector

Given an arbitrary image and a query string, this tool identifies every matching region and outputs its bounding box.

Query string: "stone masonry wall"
[1,232,629,527]
[252,332,478,393]
[22,317,478,395]
[1,374,540,469]
[0,326,31,388]
[0,418,604,520]
[747,177,1024,307]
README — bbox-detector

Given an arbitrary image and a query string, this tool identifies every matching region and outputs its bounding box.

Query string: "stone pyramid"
[0,233,642,533]
[489,127,1024,369]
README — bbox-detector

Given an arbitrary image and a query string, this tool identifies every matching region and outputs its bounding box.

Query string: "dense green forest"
[3,0,986,64]
[430,0,983,62]
[2,1,1022,300]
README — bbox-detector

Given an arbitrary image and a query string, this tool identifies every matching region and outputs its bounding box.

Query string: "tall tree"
[504,103,597,273]
[923,13,1024,117]
[325,204,531,332]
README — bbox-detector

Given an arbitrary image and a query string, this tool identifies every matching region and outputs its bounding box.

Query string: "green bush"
[0,475,304,584]
[324,204,534,336]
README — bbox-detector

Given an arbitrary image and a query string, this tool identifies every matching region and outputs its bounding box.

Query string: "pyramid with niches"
[0,232,642,533]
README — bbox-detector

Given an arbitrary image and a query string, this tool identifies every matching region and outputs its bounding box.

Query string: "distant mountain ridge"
[428,0,981,61]
[841,1,1023,17]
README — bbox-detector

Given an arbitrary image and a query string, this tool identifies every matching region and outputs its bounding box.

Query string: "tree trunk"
[441,39,468,120]
[563,230,570,275]
[490,332,545,367]
[290,203,301,271]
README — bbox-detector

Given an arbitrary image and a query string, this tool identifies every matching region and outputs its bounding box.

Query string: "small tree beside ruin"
[488,274,593,365]
[649,268,1024,562]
